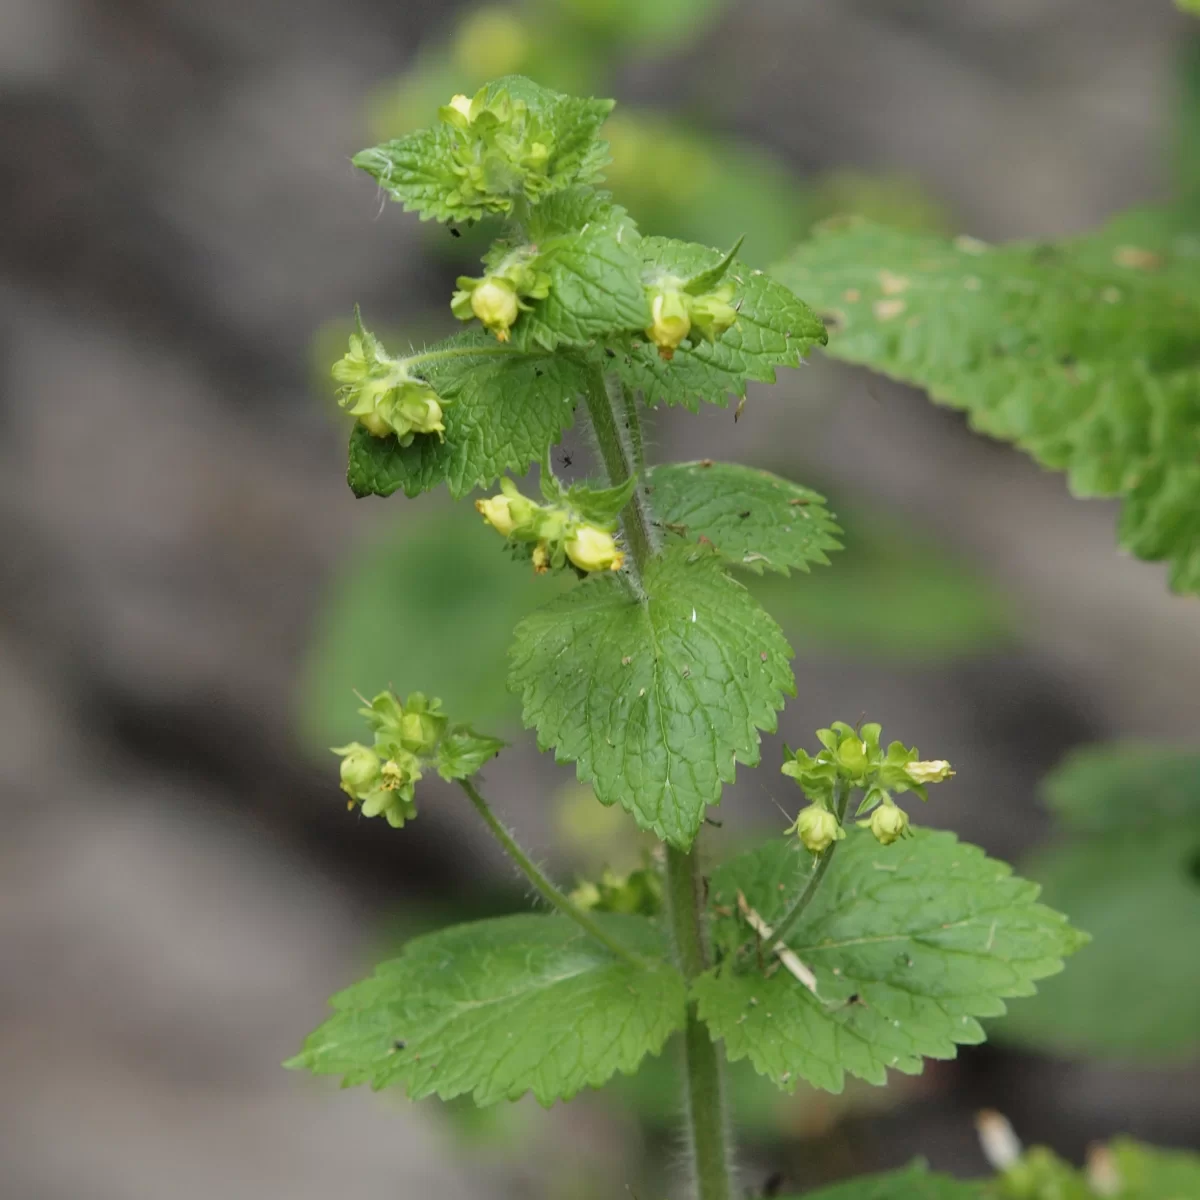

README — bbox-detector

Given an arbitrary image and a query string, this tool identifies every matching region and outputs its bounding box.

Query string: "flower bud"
[396,693,447,755]
[565,524,625,572]
[906,759,954,785]
[470,277,521,340]
[448,93,473,120]
[689,285,738,341]
[332,742,383,802]
[476,494,517,537]
[645,286,691,359]
[867,802,910,846]
[789,804,844,854]
[531,541,551,573]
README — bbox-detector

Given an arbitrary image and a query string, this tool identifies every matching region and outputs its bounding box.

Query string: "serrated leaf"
[1042,741,1200,834]
[511,225,649,351]
[646,461,842,575]
[346,334,585,498]
[694,829,1086,1094]
[288,913,685,1107]
[998,831,1200,1059]
[355,77,613,225]
[774,215,1200,593]
[508,546,795,848]
[353,127,466,223]
[436,726,506,780]
[525,186,640,244]
[611,236,827,410]
[783,1164,982,1200]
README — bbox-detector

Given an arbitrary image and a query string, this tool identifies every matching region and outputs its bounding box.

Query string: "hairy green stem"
[457,779,649,969]
[584,361,734,1200]
[770,779,852,949]
[583,366,658,586]
[666,847,735,1200]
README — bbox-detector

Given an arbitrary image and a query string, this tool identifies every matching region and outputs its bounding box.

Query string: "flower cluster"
[782,721,954,851]
[438,85,559,214]
[569,862,663,917]
[331,691,449,828]
[475,477,625,573]
[451,254,551,342]
[644,278,739,359]
[332,323,446,445]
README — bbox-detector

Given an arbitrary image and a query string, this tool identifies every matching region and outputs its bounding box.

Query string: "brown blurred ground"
[1,2,1198,1197]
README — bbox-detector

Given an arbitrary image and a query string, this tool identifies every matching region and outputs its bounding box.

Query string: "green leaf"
[346,333,585,498]
[353,127,465,223]
[774,215,1200,593]
[613,236,827,410]
[694,829,1086,1094]
[1042,741,1200,834]
[508,545,795,848]
[524,186,639,244]
[997,831,1200,1059]
[1109,1138,1200,1197]
[511,225,649,352]
[646,461,842,575]
[288,913,685,1106]
[436,726,506,780]
[783,1164,982,1200]
[1178,0,1200,15]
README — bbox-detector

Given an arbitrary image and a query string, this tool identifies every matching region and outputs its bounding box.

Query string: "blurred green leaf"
[750,497,1013,662]
[787,1165,982,1199]
[1042,742,1200,834]
[999,832,1200,1059]
[300,508,571,750]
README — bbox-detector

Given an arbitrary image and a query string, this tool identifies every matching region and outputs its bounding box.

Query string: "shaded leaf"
[647,461,842,575]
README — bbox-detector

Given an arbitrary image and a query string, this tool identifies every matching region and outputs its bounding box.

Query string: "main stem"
[584,365,734,1200]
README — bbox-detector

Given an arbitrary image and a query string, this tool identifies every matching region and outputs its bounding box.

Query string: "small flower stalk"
[475,477,625,574]
[333,319,447,444]
[783,720,954,847]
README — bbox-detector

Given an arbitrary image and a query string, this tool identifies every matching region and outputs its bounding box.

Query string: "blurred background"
[2,1,1198,1197]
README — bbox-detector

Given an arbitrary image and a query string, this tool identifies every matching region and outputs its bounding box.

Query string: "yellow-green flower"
[565,524,625,572]
[645,285,691,358]
[866,801,910,845]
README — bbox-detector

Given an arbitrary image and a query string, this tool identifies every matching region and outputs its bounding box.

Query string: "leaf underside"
[508,545,795,848]
[774,212,1200,593]
[288,913,686,1107]
[694,829,1086,1094]
[646,461,843,575]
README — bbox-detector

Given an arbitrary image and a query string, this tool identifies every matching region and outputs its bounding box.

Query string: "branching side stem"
[771,779,852,948]
[457,778,650,970]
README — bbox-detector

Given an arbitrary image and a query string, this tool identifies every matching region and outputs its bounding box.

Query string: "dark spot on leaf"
[738,510,751,520]
[604,347,616,358]
[393,1039,407,1050]
[449,227,461,238]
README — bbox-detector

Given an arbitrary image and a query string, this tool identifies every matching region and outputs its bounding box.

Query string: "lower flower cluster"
[783,720,955,851]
